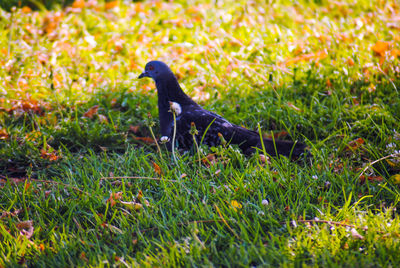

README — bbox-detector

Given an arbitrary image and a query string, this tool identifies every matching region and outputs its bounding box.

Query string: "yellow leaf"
[120,201,143,210]
[230,200,242,212]
[390,174,400,184]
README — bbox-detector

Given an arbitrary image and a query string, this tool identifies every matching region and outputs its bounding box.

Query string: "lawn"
[1,0,400,266]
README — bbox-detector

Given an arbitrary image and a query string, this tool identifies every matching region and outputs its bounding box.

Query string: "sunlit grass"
[0,0,400,266]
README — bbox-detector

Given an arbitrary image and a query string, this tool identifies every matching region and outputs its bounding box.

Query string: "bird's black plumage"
[138,61,307,158]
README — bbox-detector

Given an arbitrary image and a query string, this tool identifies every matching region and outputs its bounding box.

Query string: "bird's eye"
[148,65,154,71]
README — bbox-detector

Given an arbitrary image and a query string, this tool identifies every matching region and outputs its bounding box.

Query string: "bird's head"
[138,61,173,81]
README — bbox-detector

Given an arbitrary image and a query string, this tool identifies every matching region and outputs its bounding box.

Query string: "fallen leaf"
[350,228,365,240]
[360,175,384,184]
[285,50,328,65]
[326,79,332,88]
[83,105,99,119]
[347,58,355,66]
[21,6,32,13]
[129,125,140,133]
[345,138,365,151]
[372,41,391,57]
[287,102,302,112]
[72,0,86,9]
[133,136,155,144]
[105,1,119,10]
[390,174,400,184]
[152,161,162,175]
[40,149,61,161]
[0,129,9,140]
[107,191,123,207]
[230,200,242,212]
[98,114,109,124]
[0,209,22,219]
[120,201,143,210]
[79,251,88,262]
[16,220,34,239]
[202,154,217,167]
[265,131,289,139]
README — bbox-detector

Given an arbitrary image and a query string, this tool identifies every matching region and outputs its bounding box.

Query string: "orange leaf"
[265,131,289,139]
[21,6,32,13]
[79,251,88,262]
[360,175,384,184]
[0,129,9,140]
[372,41,391,57]
[83,105,99,119]
[326,79,332,88]
[129,125,140,133]
[202,154,217,167]
[391,49,400,58]
[152,161,162,175]
[346,138,365,151]
[347,58,355,66]
[105,1,119,10]
[107,192,123,207]
[133,136,155,144]
[72,0,86,9]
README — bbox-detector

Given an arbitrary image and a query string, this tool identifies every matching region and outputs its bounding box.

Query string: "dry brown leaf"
[40,149,61,161]
[0,129,9,140]
[129,125,140,133]
[285,50,328,65]
[345,138,365,151]
[202,154,217,167]
[16,220,34,239]
[120,201,143,210]
[107,191,123,207]
[360,175,384,184]
[287,102,302,112]
[133,136,155,144]
[0,209,22,219]
[265,131,289,139]
[83,105,99,119]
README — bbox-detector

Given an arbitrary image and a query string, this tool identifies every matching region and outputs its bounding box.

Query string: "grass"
[1,0,400,266]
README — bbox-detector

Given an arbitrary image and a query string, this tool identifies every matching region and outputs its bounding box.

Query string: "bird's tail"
[259,138,307,158]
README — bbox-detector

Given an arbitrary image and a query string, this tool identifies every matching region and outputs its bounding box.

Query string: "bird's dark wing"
[173,105,307,158]
[173,105,261,151]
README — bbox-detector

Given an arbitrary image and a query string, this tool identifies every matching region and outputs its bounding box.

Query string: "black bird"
[138,61,307,157]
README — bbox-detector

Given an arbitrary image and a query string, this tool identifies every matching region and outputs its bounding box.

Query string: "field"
[1,0,400,266]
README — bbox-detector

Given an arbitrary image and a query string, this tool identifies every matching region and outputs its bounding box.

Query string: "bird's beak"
[138,71,149,79]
